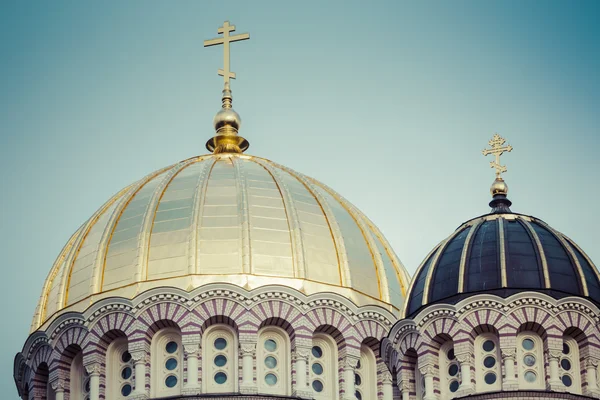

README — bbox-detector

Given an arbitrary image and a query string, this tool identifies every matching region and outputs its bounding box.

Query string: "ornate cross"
[482,134,513,178]
[204,21,250,85]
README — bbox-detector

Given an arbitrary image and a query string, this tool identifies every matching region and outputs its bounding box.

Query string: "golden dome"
[490,177,508,196]
[32,153,410,331]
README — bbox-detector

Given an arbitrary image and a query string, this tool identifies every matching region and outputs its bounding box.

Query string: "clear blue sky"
[1,1,599,396]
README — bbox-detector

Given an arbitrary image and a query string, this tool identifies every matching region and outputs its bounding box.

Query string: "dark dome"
[405,213,600,317]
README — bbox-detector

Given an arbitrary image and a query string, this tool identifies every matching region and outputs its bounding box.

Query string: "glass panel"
[482,340,495,352]
[165,358,178,370]
[265,356,277,369]
[214,372,227,384]
[561,359,571,371]
[354,374,361,386]
[466,221,500,291]
[522,339,534,350]
[355,390,362,400]
[121,384,132,396]
[311,346,323,358]
[505,220,542,288]
[214,355,227,367]
[524,355,536,366]
[264,339,277,352]
[122,351,132,363]
[448,348,455,360]
[524,371,536,382]
[214,338,227,350]
[430,228,470,302]
[121,367,132,379]
[265,373,277,386]
[165,375,178,388]
[166,342,178,354]
[562,375,572,387]
[449,380,459,392]
[312,380,324,392]
[563,343,570,355]
[484,356,496,368]
[484,373,496,384]
[312,363,323,375]
[448,364,458,376]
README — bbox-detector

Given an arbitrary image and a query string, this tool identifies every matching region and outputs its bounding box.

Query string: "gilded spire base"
[206,83,249,154]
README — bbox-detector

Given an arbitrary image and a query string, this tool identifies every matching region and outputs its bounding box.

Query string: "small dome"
[32,153,410,331]
[405,212,600,317]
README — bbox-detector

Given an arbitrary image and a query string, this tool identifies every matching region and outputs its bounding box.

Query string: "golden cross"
[482,133,513,178]
[204,21,250,85]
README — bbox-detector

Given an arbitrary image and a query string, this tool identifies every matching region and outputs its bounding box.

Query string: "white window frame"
[106,337,134,399]
[560,336,581,394]
[474,333,501,392]
[151,327,183,397]
[439,341,460,399]
[354,345,376,400]
[309,334,339,400]
[202,324,238,393]
[516,331,545,389]
[257,326,290,396]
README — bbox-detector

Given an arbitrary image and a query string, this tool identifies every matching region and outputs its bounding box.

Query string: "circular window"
[484,372,497,385]
[214,372,227,384]
[165,358,178,371]
[448,364,459,376]
[563,343,570,355]
[524,371,537,383]
[121,367,132,379]
[483,340,495,352]
[484,356,496,368]
[562,374,573,387]
[447,348,455,360]
[312,380,324,392]
[265,373,278,386]
[85,379,90,393]
[121,384,132,396]
[355,373,362,386]
[121,351,132,363]
[356,360,361,370]
[165,375,178,388]
[356,390,362,400]
[523,354,536,367]
[312,362,323,375]
[264,339,277,352]
[449,380,459,392]
[166,341,178,354]
[265,356,277,369]
[522,338,535,350]
[214,355,227,367]
[214,338,227,350]
[561,359,571,371]
[312,346,323,358]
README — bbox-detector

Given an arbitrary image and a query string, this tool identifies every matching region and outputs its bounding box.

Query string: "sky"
[1,0,599,396]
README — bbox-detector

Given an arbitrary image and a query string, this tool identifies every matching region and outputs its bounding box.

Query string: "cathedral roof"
[32,153,410,332]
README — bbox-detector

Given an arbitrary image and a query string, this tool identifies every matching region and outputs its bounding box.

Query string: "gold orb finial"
[482,133,513,194]
[203,21,250,154]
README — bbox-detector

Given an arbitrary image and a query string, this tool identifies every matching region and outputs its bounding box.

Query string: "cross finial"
[482,133,513,178]
[204,21,250,85]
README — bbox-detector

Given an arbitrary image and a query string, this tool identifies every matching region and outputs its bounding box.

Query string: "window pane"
[214,372,227,384]
[265,373,277,386]
[264,339,277,352]
[214,338,227,350]
[166,341,178,354]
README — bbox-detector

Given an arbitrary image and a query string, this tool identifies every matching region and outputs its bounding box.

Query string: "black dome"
[405,213,600,317]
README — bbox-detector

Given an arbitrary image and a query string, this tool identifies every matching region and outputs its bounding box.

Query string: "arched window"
[106,338,134,398]
[257,327,290,395]
[560,336,581,393]
[474,334,501,392]
[202,325,237,393]
[354,345,376,400]
[69,352,90,400]
[439,341,460,398]
[151,327,183,397]
[309,334,338,399]
[516,331,545,389]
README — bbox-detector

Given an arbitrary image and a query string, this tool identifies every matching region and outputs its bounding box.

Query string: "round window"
[447,348,455,360]
[562,374,573,387]
[484,372,496,384]
[484,356,496,368]
[265,373,278,386]
[165,375,178,388]
[482,340,495,352]
[264,339,277,352]
[214,338,227,350]
[166,341,178,354]
[524,371,537,383]
[355,390,362,400]
[214,355,227,367]
[561,359,571,371]
[214,372,227,384]
[121,351,132,363]
[166,358,178,371]
[121,366,132,379]
[312,362,323,375]
[265,356,277,369]
[355,373,362,386]
[524,354,536,367]
[563,343,570,355]
[448,364,459,376]
[522,338,535,350]
[449,380,459,392]
[312,380,324,392]
[85,379,90,393]
[312,346,323,358]
[121,384,132,396]
[356,360,361,370]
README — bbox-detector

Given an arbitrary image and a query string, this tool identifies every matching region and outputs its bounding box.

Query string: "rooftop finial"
[482,133,513,213]
[203,21,250,154]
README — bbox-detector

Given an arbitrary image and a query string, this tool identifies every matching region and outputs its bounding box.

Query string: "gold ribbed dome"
[32,153,410,331]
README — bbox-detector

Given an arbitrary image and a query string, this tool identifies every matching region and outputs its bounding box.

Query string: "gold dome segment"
[32,154,410,332]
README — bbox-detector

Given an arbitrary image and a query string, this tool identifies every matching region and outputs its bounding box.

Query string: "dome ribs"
[457,220,482,293]
[519,218,551,289]
[231,156,252,275]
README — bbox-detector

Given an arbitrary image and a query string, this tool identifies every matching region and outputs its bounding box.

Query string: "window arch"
[69,352,90,400]
[439,341,460,398]
[257,327,290,396]
[560,336,581,393]
[474,333,501,392]
[151,327,183,397]
[354,345,376,400]
[106,337,134,399]
[309,334,338,400]
[202,324,238,393]
[516,331,545,389]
